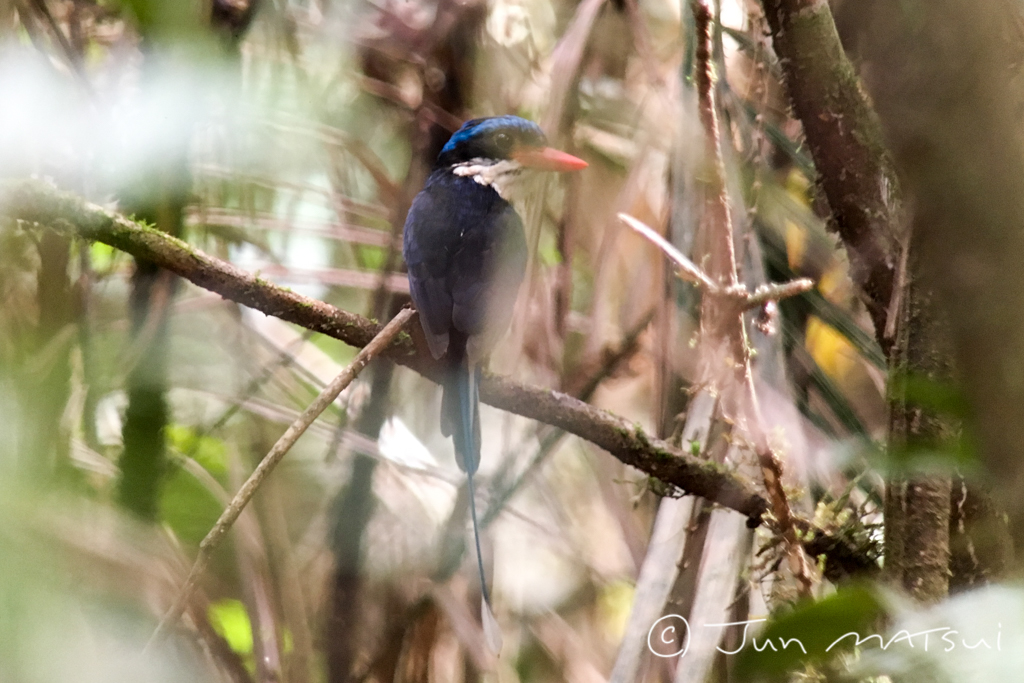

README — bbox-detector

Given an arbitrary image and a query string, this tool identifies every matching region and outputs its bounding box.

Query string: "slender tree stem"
[692,0,815,596]
[144,307,414,650]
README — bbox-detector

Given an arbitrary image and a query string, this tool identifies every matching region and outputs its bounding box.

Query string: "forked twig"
[618,212,719,291]
[618,212,814,309]
[144,307,415,651]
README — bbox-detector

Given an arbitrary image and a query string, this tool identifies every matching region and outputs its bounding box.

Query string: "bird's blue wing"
[405,173,527,361]
[449,201,528,360]
[403,186,455,359]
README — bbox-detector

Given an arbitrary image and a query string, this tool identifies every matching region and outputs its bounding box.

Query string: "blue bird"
[403,115,586,647]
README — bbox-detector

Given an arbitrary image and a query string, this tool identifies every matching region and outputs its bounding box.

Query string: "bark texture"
[884,259,957,601]
[759,0,962,598]
[858,0,1024,562]
[760,0,901,350]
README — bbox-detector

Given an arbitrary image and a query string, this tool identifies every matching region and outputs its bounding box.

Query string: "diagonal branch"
[145,307,415,650]
[1,179,877,578]
[0,179,769,521]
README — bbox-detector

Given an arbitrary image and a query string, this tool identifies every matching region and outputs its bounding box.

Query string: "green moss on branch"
[0,179,769,520]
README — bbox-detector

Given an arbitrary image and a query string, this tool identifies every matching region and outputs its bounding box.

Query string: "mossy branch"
[2,178,881,576]
[0,179,769,521]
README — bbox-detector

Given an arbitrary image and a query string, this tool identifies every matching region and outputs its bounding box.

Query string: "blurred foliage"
[0,0,997,681]
[209,598,256,660]
[733,583,886,680]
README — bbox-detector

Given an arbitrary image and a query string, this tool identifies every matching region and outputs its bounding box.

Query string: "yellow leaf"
[806,316,856,381]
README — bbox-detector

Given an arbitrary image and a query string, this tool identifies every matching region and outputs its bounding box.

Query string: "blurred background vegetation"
[2,0,1024,681]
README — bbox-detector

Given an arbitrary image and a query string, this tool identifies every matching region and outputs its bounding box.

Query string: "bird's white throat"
[451,158,524,202]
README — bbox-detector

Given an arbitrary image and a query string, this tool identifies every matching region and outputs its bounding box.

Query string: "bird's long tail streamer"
[458,361,503,654]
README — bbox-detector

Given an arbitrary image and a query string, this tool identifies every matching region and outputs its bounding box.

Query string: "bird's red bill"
[513,147,588,172]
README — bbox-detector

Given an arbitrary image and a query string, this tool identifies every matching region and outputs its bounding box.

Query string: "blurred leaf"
[537,228,562,266]
[120,0,209,42]
[89,242,119,272]
[804,290,886,370]
[682,1,696,84]
[807,358,868,437]
[727,86,816,179]
[309,331,358,367]
[782,319,869,437]
[209,598,254,657]
[892,373,971,418]
[721,25,758,57]
[166,425,227,477]
[880,373,977,473]
[356,244,387,271]
[882,444,977,474]
[598,579,634,642]
[784,219,807,271]
[869,429,978,475]
[806,315,858,381]
[733,584,887,681]
[757,217,887,370]
[158,466,222,547]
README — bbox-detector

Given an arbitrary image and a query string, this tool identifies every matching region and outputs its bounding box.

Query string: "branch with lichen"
[0,178,879,577]
[0,178,770,521]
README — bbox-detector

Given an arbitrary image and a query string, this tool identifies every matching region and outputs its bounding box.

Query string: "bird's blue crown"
[436,115,546,168]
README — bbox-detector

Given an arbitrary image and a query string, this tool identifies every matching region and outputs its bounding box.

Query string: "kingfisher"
[403,115,587,649]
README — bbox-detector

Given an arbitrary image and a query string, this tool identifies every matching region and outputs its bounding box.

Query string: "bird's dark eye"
[494,132,512,152]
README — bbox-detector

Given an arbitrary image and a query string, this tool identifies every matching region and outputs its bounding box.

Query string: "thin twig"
[743,279,815,309]
[144,307,414,650]
[618,213,719,290]
[691,0,815,596]
[619,211,814,307]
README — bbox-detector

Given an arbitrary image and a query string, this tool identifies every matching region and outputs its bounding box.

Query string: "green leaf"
[120,0,207,40]
[209,599,254,657]
[537,228,562,266]
[166,425,228,476]
[356,244,387,271]
[89,241,118,272]
[891,373,971,418]
[733,584,887,681]
[158,466,222,547]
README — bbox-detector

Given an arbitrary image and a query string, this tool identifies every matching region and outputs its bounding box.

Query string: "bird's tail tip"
[481,596,503,655]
